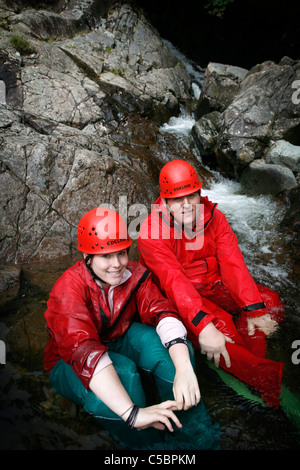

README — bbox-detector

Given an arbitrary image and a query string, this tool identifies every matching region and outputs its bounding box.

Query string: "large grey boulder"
[265,140,300,172]
[195,62,248,118]
[191,111,222,163]
[240,159,297,196]
[216,58,300,176]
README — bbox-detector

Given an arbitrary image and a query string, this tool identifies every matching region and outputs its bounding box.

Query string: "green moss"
[10,35,35,55]
[110,68,123,77]
[0,21,9,30]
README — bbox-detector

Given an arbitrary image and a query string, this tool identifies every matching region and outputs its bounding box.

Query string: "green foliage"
[10,35,35,55]
[204,0,235,17]
[0,21,9,30]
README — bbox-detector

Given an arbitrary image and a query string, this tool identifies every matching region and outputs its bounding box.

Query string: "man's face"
[164,191,201,227]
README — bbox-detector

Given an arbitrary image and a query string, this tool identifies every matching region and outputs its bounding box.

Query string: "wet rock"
[265,140,300,172]
[6,3,191,122]
[0,263,21,306]
[0,114,175,263]
[216,58,300,176]
[0,2,193,264]
[5,300,49,366]
[195,62,248,118]
[191,111,222,165]
[280,186,300,247]
[240,159,297,196]
[7,0,121,39]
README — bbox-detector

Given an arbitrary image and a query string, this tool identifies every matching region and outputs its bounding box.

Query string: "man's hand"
[198,322,234,368]
[247,314,279,337]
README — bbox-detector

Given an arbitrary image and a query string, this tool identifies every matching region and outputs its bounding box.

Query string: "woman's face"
[88,249,128,286]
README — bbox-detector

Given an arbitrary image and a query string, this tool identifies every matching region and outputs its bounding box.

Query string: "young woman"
[43,207,219,450]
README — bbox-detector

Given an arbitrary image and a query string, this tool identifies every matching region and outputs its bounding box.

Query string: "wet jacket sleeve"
[138,229,219,336]
[45,271,108,389]
[135,272,181,327]
[214,209,266,317]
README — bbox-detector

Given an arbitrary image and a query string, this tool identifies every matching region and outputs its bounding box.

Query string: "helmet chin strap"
[84,254,106,284]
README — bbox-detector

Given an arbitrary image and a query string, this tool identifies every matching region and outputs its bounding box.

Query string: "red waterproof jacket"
[43,259,179,389]
[138,195,266,338]
[138,196,285,408]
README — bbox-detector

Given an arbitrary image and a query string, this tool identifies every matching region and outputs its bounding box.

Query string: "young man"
[138,159,285,408]
[43,207,219,450]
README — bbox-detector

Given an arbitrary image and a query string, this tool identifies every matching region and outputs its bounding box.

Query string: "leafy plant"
[204,0,235,17]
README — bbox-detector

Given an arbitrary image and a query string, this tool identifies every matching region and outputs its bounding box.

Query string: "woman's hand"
[90,364,182,433]
[125,401,182,432]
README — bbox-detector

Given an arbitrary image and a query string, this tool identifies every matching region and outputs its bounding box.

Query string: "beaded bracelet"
[120,404,134,418]
[125,404,139,428]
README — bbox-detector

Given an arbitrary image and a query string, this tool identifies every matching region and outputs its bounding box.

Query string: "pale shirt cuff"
[92,352,113,378]
[156,317,187,348]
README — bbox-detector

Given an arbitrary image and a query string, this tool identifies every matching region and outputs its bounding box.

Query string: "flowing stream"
[0,43,300,451]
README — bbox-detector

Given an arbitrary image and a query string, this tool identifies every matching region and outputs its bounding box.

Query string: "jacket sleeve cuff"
[190,310,216,335]
[156,317,187,347]
[242,302,266,317]
[71,341,108,389]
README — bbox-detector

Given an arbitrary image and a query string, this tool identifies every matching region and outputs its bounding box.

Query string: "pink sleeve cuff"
[91,352,113,378]
[156,317,187,347]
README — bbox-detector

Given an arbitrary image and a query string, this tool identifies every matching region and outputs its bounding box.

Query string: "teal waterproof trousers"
[49,322,219,450]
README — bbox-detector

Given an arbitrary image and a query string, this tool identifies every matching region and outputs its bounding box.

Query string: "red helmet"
[159,160,202,198]
[77,208,132,255]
